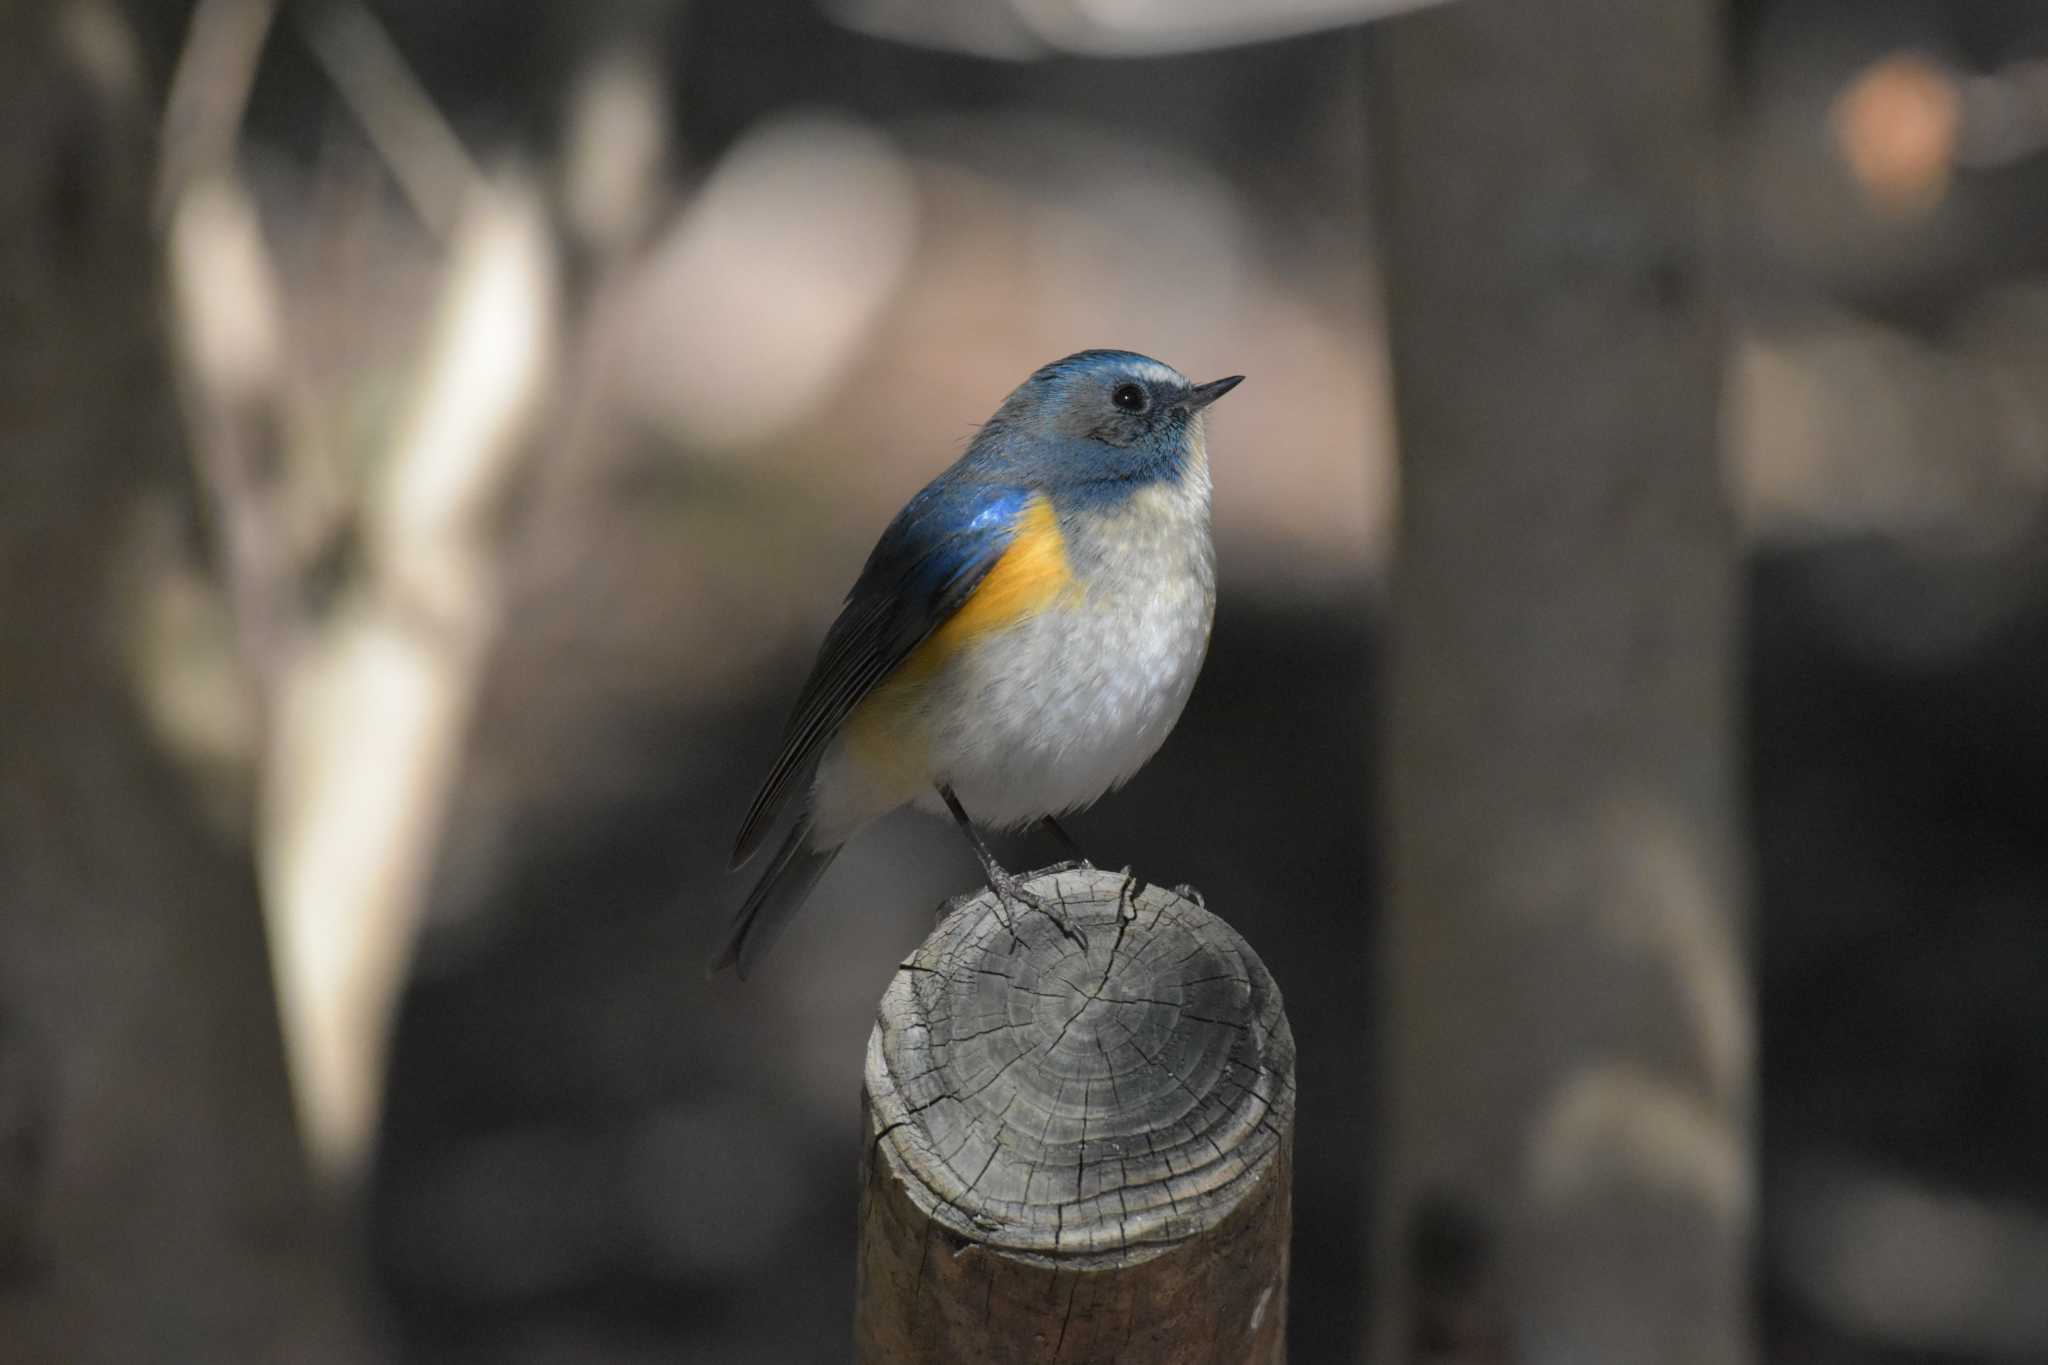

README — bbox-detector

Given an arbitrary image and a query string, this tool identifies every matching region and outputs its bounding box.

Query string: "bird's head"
[988,350,1243,486]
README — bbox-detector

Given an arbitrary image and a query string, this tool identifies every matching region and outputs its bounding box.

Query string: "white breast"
[915,478,1217,830]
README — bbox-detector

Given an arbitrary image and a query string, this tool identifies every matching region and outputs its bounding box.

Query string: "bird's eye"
[1111,382,1148,413]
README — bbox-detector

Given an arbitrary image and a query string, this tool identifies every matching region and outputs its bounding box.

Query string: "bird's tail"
[710,816,840,980]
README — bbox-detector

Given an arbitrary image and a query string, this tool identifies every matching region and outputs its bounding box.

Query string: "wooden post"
[855,867,1295,1365]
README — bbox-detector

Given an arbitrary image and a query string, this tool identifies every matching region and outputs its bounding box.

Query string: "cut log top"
[864,866,1295,1266]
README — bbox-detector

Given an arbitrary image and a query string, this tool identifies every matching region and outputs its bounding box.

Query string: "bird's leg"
[937,785,1088,950]
[1037,815,1093,874]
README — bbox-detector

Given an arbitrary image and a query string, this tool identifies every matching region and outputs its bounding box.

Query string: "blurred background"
[4,0,2048,1361]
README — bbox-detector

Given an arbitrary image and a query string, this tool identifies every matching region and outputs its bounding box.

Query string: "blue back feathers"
[729,474,1030,864]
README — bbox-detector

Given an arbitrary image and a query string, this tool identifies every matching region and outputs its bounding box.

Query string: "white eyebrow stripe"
[1126,359,1186,388]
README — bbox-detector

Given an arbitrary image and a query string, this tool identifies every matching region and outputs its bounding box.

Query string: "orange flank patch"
[920,494,1076,662]
[839,494,1076,792]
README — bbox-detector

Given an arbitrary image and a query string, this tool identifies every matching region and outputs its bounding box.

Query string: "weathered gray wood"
[856,868,1294,1364]
[1369,3,1751,1365]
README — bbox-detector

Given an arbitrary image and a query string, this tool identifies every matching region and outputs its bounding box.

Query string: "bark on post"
[1369,4,1750,1365]
[856,868,1295,1365]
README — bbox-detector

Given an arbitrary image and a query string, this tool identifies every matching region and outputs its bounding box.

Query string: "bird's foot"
[1169,882,1206,910]
[987,865,1088,952]
[1038,858,1095,876]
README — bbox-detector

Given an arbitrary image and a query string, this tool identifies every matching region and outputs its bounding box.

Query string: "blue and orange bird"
[715,350,1243,978]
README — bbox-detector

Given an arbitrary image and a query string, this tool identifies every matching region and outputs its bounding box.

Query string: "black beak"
[1188,375,1245,410]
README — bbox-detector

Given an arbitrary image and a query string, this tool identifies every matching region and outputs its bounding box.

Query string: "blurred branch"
[561,45,668,259]
[294,0,479,240]
[156,0,275,221]
[263,183,556,1181]
[166,174,303,703]
[154,0,528,1186]
[829,0,1455,58]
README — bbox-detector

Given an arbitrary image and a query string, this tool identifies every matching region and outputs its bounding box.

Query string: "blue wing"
[730,476,1032,866]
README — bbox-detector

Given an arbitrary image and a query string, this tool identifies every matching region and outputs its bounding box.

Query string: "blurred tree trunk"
[0,5,375,1361]
[1368,4,1751,1365]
